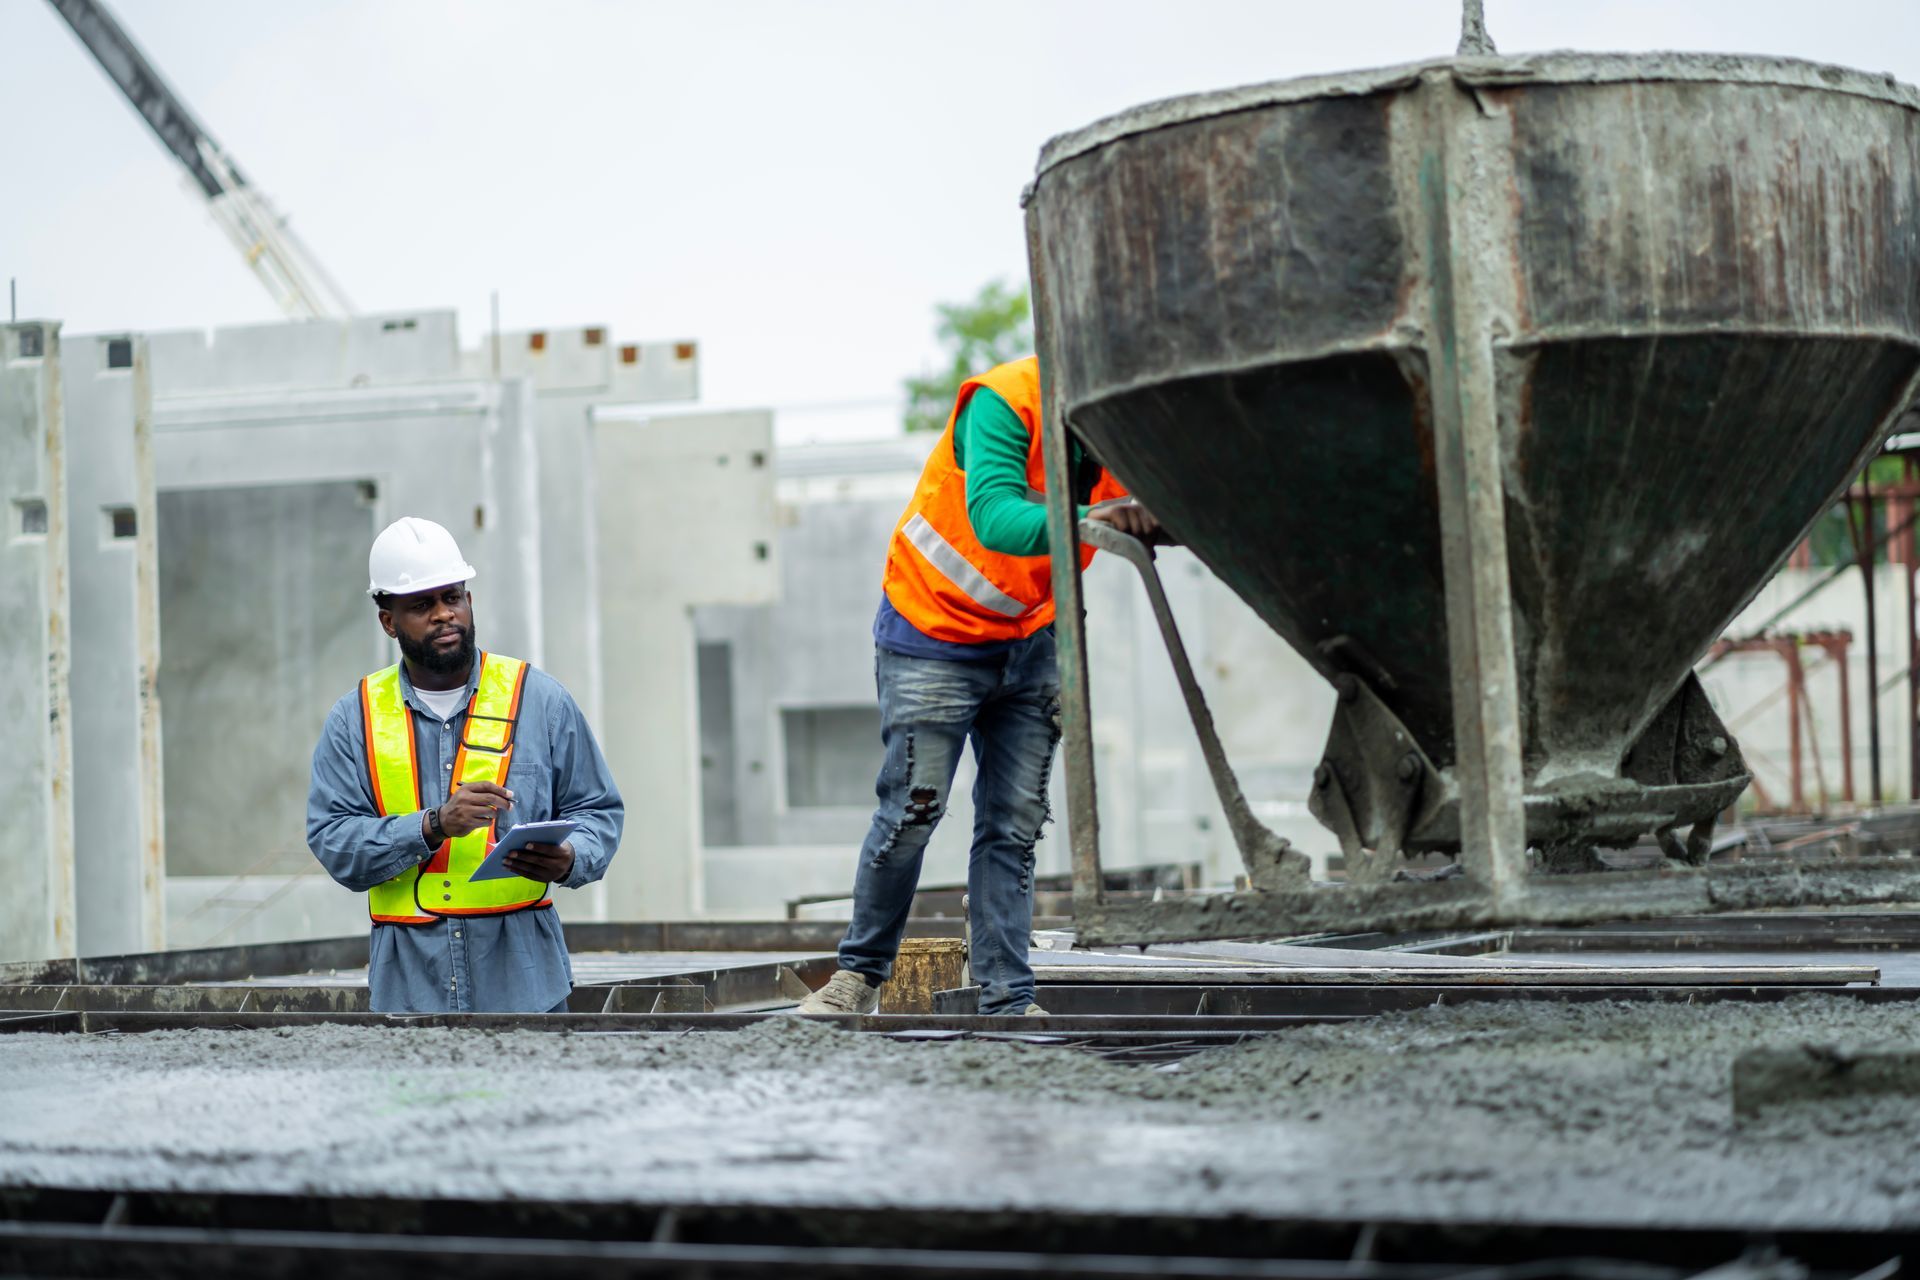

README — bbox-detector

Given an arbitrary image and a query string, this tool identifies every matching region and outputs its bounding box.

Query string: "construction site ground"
[7,977,1920,1231]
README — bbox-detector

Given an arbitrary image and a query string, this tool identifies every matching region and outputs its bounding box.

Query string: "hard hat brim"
[367,564,477,599]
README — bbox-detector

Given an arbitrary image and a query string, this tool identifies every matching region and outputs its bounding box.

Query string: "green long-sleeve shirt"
[872,386,1104,661]
[956,388,1091,557]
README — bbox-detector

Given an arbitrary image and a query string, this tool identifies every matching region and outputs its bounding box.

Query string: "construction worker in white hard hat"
[305,517,624,1013]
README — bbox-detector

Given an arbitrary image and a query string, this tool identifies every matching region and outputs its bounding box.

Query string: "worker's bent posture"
[799,356,1160,1017]
[307,517,623,1013]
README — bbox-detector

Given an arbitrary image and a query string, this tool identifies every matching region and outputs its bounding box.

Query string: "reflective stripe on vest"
[901,514,1029,618]
[881,356,1128,644]
[359,652,550,925]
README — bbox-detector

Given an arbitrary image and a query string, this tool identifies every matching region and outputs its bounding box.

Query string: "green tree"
[1805,454,1913,567]
[902,279,1033,434]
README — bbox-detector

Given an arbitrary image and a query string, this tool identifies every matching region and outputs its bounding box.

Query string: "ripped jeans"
[837,634,1062,1014]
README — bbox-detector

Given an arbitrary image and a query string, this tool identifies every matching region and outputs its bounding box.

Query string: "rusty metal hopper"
[1027,54,1920,941]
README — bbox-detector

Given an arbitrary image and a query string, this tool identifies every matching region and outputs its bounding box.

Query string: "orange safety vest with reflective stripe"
[358,651,551,925]
[882,357,1127,644]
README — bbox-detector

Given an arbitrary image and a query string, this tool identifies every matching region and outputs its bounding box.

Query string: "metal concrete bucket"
[1026,54,1920,941]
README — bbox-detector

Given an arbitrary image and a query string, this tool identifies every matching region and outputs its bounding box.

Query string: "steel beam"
[1849,486,1886,803]
[1419,68,1529,903]
[1028,195,1105,924]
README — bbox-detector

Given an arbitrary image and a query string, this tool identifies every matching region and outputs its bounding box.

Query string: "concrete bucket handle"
[1077,519,1306,892]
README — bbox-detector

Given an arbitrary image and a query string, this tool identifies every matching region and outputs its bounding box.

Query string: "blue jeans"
[838,634,1063,1014]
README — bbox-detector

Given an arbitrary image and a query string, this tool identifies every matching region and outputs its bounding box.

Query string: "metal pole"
[1456,0,1496,54]
[1420,70,1529,906]
[1798,651,1832,808]
[8,278,14,322]
[1783,639,1805,812]
[1906,459,1918,801]
[490,290,501,379]
[1848,486,1883,804]
[1834,635,1855,804]
[1027,199,1104,921]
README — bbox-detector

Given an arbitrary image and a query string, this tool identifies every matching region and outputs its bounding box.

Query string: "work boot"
[1020,1002,1049,1017]
[796,969,880,1015]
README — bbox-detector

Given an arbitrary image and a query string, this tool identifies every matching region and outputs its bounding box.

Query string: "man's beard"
[399,624,475,676]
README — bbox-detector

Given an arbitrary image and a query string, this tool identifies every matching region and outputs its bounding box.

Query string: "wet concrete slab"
[6,997,1920,1230]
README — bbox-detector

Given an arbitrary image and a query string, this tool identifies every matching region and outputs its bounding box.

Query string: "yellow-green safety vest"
[358,651,551,925]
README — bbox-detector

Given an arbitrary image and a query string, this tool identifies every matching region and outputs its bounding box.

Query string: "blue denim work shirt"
[306,657,623,1014]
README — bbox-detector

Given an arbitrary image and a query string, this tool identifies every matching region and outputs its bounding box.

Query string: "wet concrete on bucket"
[5,998,1920,1228]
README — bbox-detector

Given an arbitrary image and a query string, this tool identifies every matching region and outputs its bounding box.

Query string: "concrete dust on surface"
[6,999,1920,1228]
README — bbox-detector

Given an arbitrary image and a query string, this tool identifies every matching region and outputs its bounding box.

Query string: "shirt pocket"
[503,740,554,828]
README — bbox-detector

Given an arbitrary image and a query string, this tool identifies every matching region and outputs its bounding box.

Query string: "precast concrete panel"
[695,641,740,848]
[745,495,946,850]
[483,377,545,668]
[596,410,775,919]
[463,330,702,726]
[511,332,604,724]
[145,312,462,398]
[0,323,77,962]
[157,481,379,879]
[692,605,783,848]
[692,482,1055,902]
[544,393,602,725]
[478,327,611,393]
[61,333,165,955]
[608,340,699,405]
[471,330,700,405]
[151,379,544,891]
[599,410,776,606]
[151,380,542,657]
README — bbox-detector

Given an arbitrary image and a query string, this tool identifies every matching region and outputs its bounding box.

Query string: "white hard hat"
[367,517,476,598]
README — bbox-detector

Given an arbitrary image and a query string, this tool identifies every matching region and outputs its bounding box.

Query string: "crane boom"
[47,0,355,320]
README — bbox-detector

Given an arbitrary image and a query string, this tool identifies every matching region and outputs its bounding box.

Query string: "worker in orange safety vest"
[798,356,1164,1016]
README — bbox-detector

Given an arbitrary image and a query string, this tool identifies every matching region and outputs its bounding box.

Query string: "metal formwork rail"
[5,913,1909,1037]
[975,982,1920,1019]
[0,921,878,987]
[0,1186,1907,1280]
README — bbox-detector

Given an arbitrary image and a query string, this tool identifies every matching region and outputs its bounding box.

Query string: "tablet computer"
[467,820,579,882]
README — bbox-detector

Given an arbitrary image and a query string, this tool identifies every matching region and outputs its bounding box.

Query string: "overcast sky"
[2,0,1915,442]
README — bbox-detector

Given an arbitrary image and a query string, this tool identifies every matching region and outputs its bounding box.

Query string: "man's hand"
[435,780,514,839]
[1087,499,1170,544]
[505,841,574,885]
